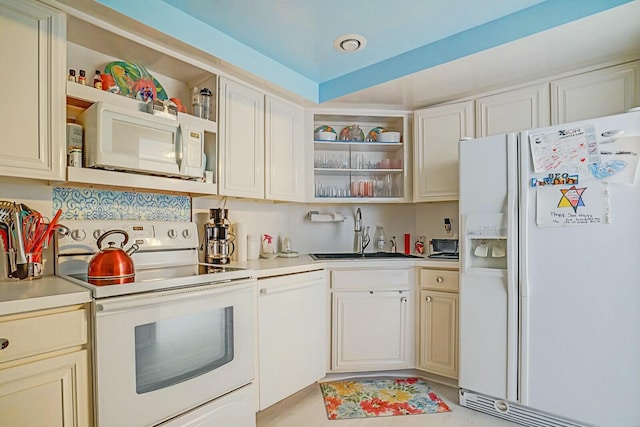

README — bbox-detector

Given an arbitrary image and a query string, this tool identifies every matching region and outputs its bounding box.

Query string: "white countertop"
[229,254,459,278]
[0,255,458,316]
[0,276,92,316]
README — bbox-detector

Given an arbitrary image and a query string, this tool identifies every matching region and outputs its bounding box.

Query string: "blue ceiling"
[96,0,633,103]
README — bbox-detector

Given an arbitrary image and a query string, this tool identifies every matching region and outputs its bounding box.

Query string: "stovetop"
[64,263,253,299]
[55,220,253,299]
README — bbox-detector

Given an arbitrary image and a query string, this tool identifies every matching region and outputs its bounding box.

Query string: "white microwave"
[77,102,205,179]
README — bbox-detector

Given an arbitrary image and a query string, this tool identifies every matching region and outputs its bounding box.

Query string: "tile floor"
[256,380,519,427]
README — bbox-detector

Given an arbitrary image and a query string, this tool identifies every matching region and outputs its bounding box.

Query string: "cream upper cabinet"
[219,78,306,201]
[475,84,550,136]
[265,96,305,202]
[551,61,640,125]
[0,0,66,181]
[414,101,474,202]
[218,77,265,199]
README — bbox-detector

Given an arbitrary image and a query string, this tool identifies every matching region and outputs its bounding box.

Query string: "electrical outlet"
[444,218,452,235]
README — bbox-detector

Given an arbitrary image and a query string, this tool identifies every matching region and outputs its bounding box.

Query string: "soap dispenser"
[374,226,387,252]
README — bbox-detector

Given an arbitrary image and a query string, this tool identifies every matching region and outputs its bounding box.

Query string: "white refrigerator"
[458,110,640,427]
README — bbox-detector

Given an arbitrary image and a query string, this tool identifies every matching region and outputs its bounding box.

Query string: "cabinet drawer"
[420,269,458,292]
[331,268,410,290]
[0,308,87,364]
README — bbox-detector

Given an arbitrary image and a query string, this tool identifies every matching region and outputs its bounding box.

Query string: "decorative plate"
[104,61,168,101]
[365,126,386,142]
[339,125,365,142]
[314,125,336,135]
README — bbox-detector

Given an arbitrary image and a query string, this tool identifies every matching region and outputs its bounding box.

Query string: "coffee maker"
[203,208,235,264]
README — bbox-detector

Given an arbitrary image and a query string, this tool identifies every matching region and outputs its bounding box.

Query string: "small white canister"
[247,235,260,261]
[66,123,83,167]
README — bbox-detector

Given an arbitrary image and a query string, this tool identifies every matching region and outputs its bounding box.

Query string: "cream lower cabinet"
[0,0,66,181]
[0,305,91,426]
[0,350,90,426]
[413,101,474,202]
[551,60,640,125]
[418,268,459,379]
[330,268,413,372]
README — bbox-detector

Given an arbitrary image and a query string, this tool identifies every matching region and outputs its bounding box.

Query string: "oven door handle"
[95,279,256,314]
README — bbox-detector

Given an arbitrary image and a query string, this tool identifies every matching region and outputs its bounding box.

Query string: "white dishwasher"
[257,269,328,410]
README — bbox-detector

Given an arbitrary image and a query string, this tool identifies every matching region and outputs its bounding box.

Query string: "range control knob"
[70,229,86,241]
[92,229,105,240]
[182,229,191,239]
[167,229,177,239]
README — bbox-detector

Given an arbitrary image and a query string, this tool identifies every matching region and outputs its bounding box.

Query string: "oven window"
[134,307,234,394]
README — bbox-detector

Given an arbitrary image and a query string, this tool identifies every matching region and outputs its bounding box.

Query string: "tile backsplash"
[53,187,190,221]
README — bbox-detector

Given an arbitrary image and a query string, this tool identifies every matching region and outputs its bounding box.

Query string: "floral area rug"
[319,377,451,420]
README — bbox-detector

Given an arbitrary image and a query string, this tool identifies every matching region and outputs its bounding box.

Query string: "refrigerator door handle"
[505,134,519,402]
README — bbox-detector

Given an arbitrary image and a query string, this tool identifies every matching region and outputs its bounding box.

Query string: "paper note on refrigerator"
[536,182,610,227]
[529,124,600,175]
[591,136,640,184]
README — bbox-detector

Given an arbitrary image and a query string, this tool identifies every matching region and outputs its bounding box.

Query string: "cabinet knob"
[436,276,444,283]
[400,297,407,303]
[425,296,432,302]
[0,338,9,350]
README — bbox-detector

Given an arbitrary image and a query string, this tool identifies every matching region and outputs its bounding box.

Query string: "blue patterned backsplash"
[53,187,191,221]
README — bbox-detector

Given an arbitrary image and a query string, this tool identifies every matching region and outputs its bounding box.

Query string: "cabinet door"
[258,271,327,410]
[414,101,474,202]
[332,290,410,371]
[0,0,66,180]
[265,96,305,202]
[0,350,91,427]
[419,290,458,379]
[551,61,640,125]
[218,78,265,198]
[476,84,550,136]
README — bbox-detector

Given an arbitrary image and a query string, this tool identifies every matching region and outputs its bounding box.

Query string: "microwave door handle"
[175,125,184,171]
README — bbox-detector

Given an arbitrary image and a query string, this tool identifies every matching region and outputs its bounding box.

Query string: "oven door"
[92,279,256,427]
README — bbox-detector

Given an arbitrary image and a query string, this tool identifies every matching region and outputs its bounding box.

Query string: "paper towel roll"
[235,222,247,262]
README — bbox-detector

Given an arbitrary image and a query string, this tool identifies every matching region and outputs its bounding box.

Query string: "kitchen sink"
[310,252,422,260]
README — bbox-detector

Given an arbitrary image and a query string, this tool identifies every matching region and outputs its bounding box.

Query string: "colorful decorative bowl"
[377,131,401,142]
[314,125,336,134]
[365,127,386,142]
[315,131,337,141]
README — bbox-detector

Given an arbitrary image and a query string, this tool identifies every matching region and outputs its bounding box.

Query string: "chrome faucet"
[354,208,370,254]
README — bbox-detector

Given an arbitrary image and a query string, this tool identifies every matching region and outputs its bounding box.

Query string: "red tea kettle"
[88,230,139,286]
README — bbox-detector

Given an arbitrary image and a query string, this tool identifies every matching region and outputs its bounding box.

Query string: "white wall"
[192,197,459,255]
[0,179,459,274]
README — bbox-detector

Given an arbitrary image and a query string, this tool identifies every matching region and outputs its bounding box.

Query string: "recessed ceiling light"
[334,34,367,53]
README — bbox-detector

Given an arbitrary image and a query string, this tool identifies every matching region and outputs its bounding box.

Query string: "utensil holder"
[1,251,43,280]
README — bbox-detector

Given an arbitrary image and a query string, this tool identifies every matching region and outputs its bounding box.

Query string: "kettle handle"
[96,229,129,250]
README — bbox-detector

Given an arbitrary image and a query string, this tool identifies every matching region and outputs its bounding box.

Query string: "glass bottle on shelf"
[348,124,363,142]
